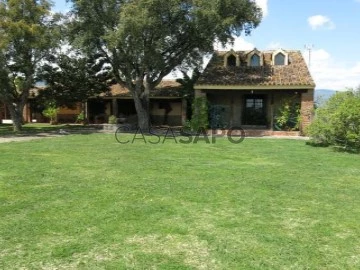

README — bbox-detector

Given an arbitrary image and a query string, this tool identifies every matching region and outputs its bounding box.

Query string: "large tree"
[68,0,262,130]
[38,52,111,108]
[0,0,57,131]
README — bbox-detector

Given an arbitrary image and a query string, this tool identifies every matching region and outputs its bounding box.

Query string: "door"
[243,95,267,125]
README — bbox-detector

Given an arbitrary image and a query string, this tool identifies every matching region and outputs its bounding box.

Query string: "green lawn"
[1,134,360,269]
[0,123,100,136]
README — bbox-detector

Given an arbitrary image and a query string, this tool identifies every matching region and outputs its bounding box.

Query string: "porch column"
[230,95,234,127]
[112,98,118,117]
[23,103,31,123]
[270,93,274,130]
[84,101,89,120]
[300,89,314,134]
[5,103,8,119]
[181,98,187,125]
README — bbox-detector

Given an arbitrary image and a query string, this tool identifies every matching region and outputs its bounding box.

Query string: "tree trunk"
[133,93,150,131]
[6,102,25,132]
[128,76,151,131]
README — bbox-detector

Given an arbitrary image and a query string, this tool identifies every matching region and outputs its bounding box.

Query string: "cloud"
[255,0,268,17]
[266,42,282,50]
[215,37,255,51]
[303,49,360,90]
[308,15,335,30]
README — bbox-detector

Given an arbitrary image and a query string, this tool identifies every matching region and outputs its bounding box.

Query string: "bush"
[308,88,360,151]
[42,104,59,125]
[188,97,208,131]
[274,97,301,131]
[108,115,117,124]
[76,111,85,124]
[209,105,229,129]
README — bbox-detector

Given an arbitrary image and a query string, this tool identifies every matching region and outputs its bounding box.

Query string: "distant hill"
[315,89,336,105]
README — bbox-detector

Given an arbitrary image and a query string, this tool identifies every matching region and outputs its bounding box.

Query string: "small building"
[194,49,315,133]
[14,80,186,126]
[87,80,186,126]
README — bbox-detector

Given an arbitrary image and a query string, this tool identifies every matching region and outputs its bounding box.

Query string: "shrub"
[42,104,59,125]
[76,111,85,124]
[108,115,117,124]
[308,88,360,151]
[274,97,301,131]
[209,105,228,129]
[188,97,208,131]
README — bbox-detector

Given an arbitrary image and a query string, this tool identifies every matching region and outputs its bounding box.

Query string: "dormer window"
[247,49,263,67]
[227,54,236,67]
[250,54,260,67]
[223,50,240,67]
[275,53,285,65]
[272,49,289,66]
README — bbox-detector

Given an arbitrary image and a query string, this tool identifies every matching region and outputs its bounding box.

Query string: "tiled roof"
[29,80,183,98]
[102,80,183,98]
[195,50,315,88]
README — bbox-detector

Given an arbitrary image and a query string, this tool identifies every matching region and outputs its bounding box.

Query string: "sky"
[52,0,360,91]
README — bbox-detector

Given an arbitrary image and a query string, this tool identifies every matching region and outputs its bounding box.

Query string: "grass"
[0,123,99,135]
[0,134,360,269]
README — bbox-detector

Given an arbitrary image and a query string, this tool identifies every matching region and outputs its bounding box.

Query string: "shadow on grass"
[305,140,330,148]
[0,123,103,137]
[332,146,360,154]
[306,139,360,154]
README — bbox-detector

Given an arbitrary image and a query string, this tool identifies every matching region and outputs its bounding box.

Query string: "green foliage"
[108,115,117,124]
[274,97,301,131]
[0,0,58,131]
[188,97,208,130]
[209,105,229,129]
[42,103,59,125]
[76,111,85,124]
[176,68,201,120]
[38,53,111,106]
[308,88,360,151]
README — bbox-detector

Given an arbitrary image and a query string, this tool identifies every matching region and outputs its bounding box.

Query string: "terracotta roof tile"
[196,50,315,87]
[29,80,184,99]
[102,80,183,98]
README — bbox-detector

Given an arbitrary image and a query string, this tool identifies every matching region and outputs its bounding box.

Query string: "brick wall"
[300,89,314,134]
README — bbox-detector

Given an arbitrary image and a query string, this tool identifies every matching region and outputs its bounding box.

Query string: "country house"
[195,49,315,134]
[1,48,315,135]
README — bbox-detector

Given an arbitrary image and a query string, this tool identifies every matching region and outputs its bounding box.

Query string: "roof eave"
[194,84,315,90]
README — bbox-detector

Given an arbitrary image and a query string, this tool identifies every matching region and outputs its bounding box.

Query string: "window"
[243,95,267,125]
[274,53,286,65]
[227,55,236,67]
[246,98,263,109]
[250,54,260,67]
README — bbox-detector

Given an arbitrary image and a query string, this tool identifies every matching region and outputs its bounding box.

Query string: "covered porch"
[195,87,314,134]
[86,81,187,126]
[87,96,187,126]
